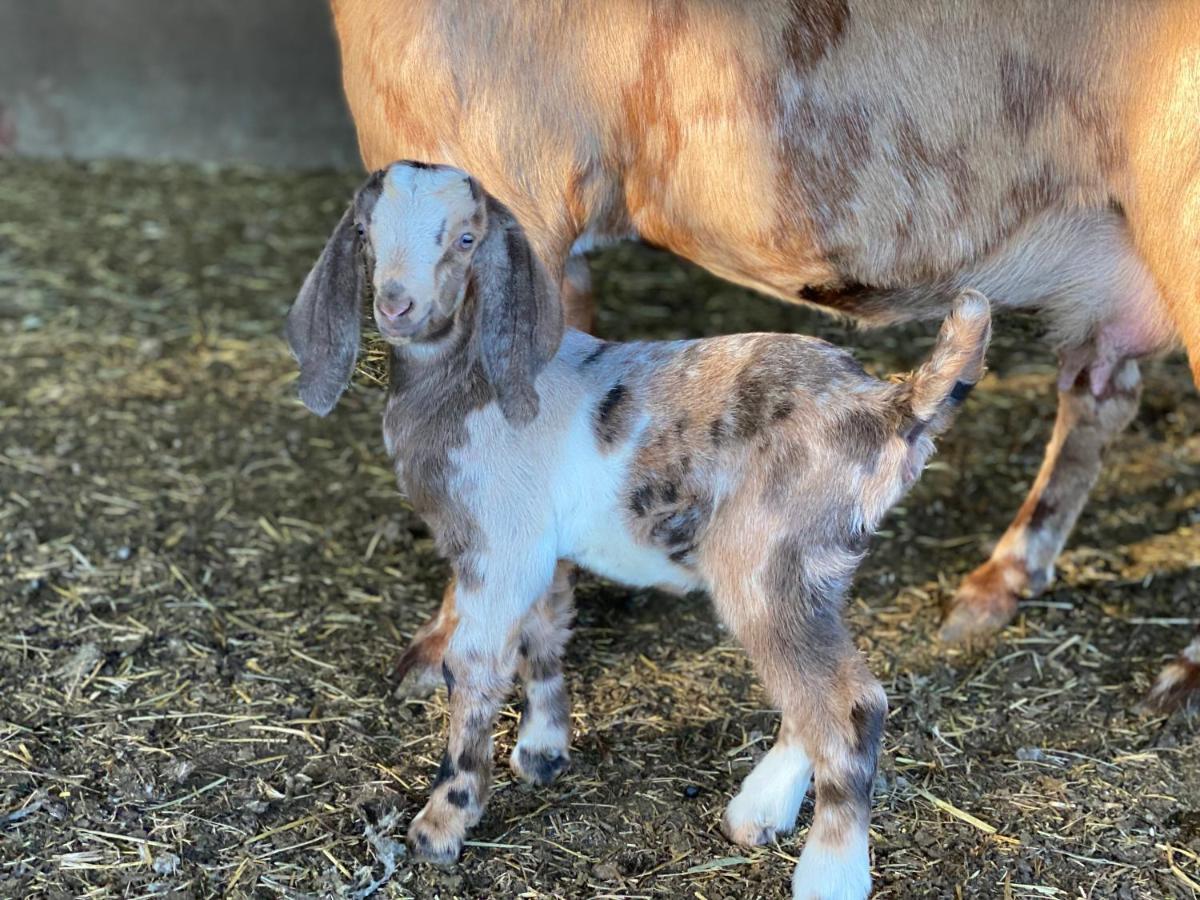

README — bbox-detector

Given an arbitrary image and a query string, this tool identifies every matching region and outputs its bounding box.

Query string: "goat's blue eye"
[355,223,365,238]
[456,233,475,250]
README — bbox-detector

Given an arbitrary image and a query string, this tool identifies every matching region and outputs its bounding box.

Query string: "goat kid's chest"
[447,399,704,595]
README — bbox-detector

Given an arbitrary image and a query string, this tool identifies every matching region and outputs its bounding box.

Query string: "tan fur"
[331,0,1190,361]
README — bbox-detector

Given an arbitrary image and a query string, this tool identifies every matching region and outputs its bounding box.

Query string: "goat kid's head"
[285,161,563,423]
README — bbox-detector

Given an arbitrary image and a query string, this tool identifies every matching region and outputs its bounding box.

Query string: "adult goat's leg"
[1145,630,1200,714]
[940,360,1141,643]
[393,578,459,696]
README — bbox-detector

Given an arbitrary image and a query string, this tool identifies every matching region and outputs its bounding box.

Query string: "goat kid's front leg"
[392,262,590,697]
[940,359,1141,643]
[407,564,551,864]
[511,562,576,786]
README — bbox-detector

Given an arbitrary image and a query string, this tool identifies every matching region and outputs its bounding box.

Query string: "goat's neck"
[382,304,491,450]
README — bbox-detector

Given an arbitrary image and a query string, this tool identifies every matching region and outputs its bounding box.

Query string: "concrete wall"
[0,0,361,168]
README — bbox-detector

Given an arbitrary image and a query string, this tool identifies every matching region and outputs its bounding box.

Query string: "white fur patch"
[516,675,569,753]
[791,831,871,900]
[370,163,478,303]
[454,331,704,598]
[724,743,813,845]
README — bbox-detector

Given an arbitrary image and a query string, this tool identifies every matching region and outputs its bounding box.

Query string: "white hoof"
[721,744,812,846]
[791,833,870,900]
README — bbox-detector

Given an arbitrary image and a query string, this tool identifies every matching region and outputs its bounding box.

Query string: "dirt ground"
[1,159,1198,899]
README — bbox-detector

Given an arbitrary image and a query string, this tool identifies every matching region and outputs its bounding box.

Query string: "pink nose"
[378,299,413,321]
[377,282,414,321]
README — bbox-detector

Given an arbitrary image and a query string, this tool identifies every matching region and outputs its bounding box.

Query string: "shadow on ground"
[2,160,1198,898]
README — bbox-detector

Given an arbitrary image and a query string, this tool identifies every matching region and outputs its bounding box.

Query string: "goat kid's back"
[539,293,991,598]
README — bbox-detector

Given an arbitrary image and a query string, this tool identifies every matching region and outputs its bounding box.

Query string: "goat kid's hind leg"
[722,715,814,847]
[407,562,552,864]
[940,360,1142,644]
[712,577,883,899]
[392,578,459,697]
[510,562,575,786]
[784,654,886,900]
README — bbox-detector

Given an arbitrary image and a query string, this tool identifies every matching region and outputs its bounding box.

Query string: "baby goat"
[285,161,991,900]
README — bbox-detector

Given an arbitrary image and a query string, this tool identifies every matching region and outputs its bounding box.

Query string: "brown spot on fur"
[710,416,730,446]
[1064,87,1124,172]
[764,535,842,624]
[999,50,1058,141]
[581,342,612,367]
[782,0,849,72]
[433,752,456,788]
[816,776,851,810]
[1004,160,1059,221]
[621,4,688,252]
[999,50,1123,173]
[773,83,872,252]
[595,382,635,447]
[546,687,571,729]
[832,406,888,469]
[629,482,657,517]
[798,280,880,314]
[731,366,772,439]
[849,696,886,757]
[456,740,488,774]
[1027,498,1057,530]
[650,505,706,561]
[527,653,559,684]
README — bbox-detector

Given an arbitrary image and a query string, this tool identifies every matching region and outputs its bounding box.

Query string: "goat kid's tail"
[901,290,991,440]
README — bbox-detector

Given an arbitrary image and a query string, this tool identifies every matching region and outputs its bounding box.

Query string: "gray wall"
[0,0,361,168]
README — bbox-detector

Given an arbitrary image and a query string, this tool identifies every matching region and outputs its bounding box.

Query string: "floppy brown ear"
[284,203,363,416]
[472,196,564,425]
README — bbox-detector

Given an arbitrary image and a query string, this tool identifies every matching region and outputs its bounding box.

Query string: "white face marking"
[368,163,481,327]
